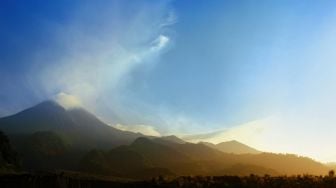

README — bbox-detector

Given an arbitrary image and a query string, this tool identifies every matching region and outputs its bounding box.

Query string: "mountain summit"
[0,100,142,149]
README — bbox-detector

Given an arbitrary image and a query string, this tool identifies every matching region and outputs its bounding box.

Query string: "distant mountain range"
[0,100,331,178]
[81,136,328,178]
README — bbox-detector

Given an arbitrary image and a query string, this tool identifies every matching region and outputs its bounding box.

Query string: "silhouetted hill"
[235,153,328,175]
[81,137,213,177]
[80,138,178,179]
[155,135,186,144]
[0,131,19,172]
[201,140,261,154]
[130,137,192,166]
[12,131,82,171]
[80,137,328,177]
[0,101,142,149]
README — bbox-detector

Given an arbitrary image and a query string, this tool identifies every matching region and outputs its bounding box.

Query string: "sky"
[2,0,336,162]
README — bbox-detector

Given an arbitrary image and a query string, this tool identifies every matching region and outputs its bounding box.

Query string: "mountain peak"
[216,140,261,154]
[224,140,241,144]
[0,100,142,148]
[132,137,153,146]
[199,141,216,147]
[160,135,186,144]
[53,92,83,110]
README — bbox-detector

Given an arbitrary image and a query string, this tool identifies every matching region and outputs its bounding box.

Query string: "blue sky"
[2,0,336,161]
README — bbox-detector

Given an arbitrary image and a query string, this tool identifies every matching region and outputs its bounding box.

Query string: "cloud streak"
[114,124,161,137]
[23,1,176,126]
[182,117,274,145]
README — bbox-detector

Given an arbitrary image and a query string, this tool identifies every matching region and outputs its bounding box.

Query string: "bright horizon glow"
[1,0,336,163]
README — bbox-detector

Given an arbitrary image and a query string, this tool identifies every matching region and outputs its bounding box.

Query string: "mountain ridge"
[200,140,261,154]
[0,100,330,178]
[0,100,142,149]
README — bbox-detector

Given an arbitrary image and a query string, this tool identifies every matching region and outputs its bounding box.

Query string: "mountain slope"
[201,140,261,154]
[0,100,142,149]
[0,101,329,177]
[80,138,185,178]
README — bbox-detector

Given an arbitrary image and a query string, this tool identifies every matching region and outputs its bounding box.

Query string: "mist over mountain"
[0,100,147,171]
[152,135,186,145]
[0,100,331,179]
[0,100,142,149]
[3,1,336,187]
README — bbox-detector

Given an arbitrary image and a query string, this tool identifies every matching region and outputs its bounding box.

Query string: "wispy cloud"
[114,124,161,137]
[151,35,170,51]
[54,92,82,110]
[182,117,275,146]
[160,10,178,27]
[25,1,176,122]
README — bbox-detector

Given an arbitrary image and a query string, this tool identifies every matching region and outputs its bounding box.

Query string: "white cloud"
[28,1,176,116]
[151,35,170,51]
[182,117,275,146]
[181,114,336,163]
[54,92,82,110]
[114,124,161,137]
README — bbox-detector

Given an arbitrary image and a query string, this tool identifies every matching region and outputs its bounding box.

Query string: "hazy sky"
[2,0,336,162]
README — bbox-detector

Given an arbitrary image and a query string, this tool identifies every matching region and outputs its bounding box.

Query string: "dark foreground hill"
[1,172,336,188]
[0,131,19,173]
